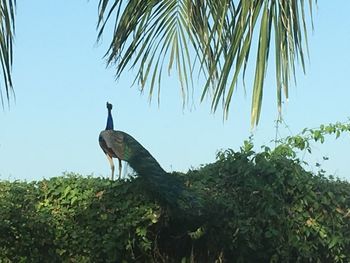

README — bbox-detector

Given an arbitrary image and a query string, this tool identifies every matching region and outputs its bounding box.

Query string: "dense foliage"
[97,0,316,126]
[1,141,349,262]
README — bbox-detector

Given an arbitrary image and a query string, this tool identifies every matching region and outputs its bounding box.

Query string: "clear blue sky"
[1,1,349,181]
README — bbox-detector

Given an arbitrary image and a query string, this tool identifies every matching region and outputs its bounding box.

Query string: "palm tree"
[0,1,316,127]
[0,0,15,108]
[97,0,316,127]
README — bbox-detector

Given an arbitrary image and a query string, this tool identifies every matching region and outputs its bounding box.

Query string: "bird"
[98,102,201,214]
[99,101,164,180]
[98,101,171,183]
[99,102,123,180]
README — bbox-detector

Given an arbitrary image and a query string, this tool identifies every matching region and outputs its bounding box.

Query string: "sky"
[0,1,350,181]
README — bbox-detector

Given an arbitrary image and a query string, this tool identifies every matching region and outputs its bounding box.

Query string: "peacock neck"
[106,109,114,130]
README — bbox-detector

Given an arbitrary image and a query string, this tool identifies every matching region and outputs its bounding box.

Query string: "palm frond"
[97,0,316,127]
[0,0,15,108]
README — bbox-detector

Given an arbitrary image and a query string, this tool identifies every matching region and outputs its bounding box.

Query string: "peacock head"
[106,102,113,110]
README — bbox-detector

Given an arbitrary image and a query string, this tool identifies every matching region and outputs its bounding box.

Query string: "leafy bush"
[0,175,161,262]
[185,146,350,262]
[1,125,350,262]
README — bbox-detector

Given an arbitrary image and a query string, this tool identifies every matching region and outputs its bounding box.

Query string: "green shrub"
[185,147,350,262]
[0,140,349,262]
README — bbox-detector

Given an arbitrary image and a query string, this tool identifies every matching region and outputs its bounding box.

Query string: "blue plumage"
[99,101,121,180]
[105,102,114,130]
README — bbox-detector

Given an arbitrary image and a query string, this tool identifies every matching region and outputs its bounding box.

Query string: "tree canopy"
[0,0,316,126]
[97,0,316,126]
[0,0,15,108]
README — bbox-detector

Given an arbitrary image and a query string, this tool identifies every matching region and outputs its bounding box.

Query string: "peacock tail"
[99,130,164,173]
[99,129,201,212]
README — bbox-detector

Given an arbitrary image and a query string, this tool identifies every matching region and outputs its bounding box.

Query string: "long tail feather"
[100,130,201,213]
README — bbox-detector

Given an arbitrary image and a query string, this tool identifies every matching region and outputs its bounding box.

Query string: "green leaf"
[0,0,16,108]
[97,0,316,127]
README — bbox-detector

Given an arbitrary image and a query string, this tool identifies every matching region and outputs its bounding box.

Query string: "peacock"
[99,102,166,180]
[99,102,119,180]
[98,102,201,212]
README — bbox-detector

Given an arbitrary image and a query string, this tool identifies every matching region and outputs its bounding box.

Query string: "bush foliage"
[1,136,350,262]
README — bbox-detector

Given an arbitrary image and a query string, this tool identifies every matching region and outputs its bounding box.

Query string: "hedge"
[0,147,349,262]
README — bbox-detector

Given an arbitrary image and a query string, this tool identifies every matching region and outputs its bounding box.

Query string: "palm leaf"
[97,0,316,127]
[0,0,15,108]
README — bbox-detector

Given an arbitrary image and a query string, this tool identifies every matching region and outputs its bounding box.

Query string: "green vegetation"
[1,124,350,262]
[1,1,317,126]
[97,0,315,126]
